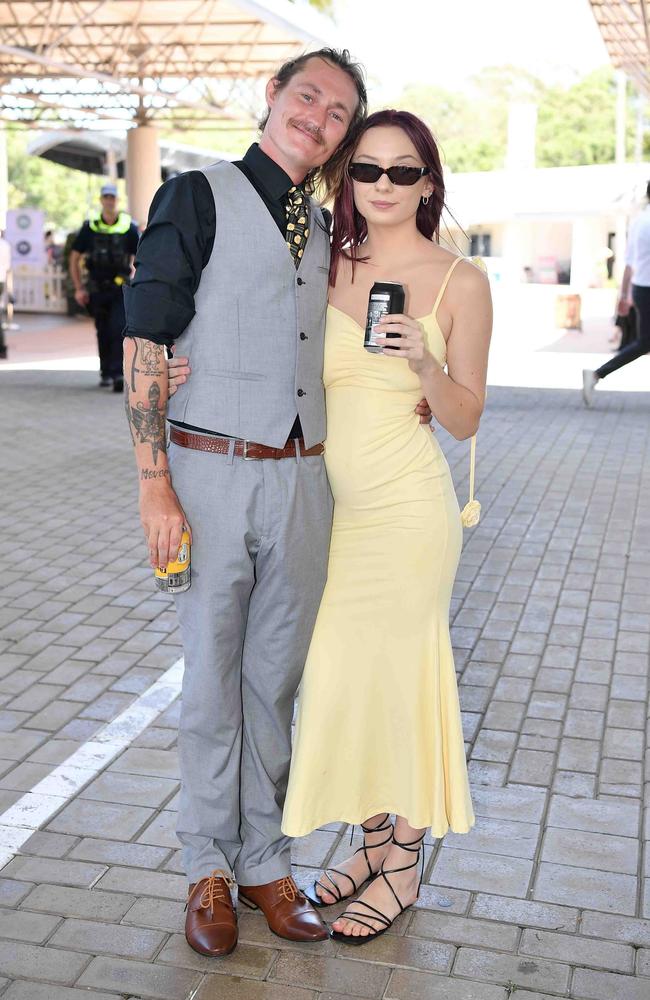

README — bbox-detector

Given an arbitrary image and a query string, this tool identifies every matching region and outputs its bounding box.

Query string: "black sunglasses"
[348,163,430,186]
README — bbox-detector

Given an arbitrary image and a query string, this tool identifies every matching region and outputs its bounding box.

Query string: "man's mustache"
[289,119,326,146]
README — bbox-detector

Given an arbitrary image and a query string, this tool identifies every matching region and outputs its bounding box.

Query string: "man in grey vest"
[124,49,367,957]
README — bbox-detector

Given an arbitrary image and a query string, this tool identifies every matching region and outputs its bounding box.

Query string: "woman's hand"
[374,314,437,376]
[168,354,191,396]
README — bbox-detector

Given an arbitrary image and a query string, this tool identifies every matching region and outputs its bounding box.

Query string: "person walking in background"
[0,231,12,359]
[69,182,139,392]
[583,181,650,406]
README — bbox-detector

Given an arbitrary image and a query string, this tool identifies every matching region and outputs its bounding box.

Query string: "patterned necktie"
[285,186,310,267]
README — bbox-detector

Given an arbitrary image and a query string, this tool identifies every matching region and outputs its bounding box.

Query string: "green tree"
[536,67,636,166]
[6,126,107,233]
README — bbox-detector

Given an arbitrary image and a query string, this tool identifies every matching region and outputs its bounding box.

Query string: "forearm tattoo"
[126,339,168,466]
[129,337,164,390]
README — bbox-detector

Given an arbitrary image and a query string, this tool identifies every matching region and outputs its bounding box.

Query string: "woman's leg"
[312,813,393,904]
[331,815,426,938]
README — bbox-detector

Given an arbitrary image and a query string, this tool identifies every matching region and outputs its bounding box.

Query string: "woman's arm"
[377,261,492,440]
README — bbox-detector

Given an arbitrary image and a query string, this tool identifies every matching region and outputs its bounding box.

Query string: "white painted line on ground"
[0,657,184,870]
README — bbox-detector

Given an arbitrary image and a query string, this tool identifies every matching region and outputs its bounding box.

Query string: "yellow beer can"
[154,529,191,594]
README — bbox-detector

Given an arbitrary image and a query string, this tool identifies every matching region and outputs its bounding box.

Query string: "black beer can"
[364,281,405,353]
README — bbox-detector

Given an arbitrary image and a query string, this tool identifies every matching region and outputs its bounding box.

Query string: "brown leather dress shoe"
[185,870,238,957]
[238,875,329,941]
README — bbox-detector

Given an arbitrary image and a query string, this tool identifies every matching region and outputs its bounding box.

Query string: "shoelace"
[278,875,299,903]
[198,869,235,912]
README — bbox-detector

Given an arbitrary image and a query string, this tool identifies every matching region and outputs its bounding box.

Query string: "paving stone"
[21,830,78,859]
[453,946,570,993]
[444,816,540,859]
[0,730,48,760]
[79,770,178,808]
[95,866,186,899]
[430,848,533,896]
[1,985,114,1000]
[47,798,156,839]
[194,982,316,1000]
[122,897,187,933]
[534,862,637,914]
[68,837,171,869]
[541,826,639,875]
[509,749,556,786]
[2,857,106,888]
[0,878,33,907]
[410,910,520,951]
[110,747,180,778]
[546,795,640,836]
[77,956,200,998]
[519,927,633,972]
[334,933,455,972]
[0,940,91,983]
[20,883,136,920]
[269,952,390,997]
[572,968,650,1000]
[0,906,61,942]
[50,917,165,959]
[470,893,577,931]
[580,911,650,946]
[385,970,504,1000]
[470,785,547,823]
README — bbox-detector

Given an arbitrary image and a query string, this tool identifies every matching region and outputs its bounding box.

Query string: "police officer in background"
[69,182,139,392]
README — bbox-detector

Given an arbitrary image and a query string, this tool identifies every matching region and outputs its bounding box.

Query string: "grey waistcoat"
[167,160,330,449]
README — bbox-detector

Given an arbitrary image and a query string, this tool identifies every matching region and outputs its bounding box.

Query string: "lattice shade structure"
[0,0,331,128]
[589,0,650,95]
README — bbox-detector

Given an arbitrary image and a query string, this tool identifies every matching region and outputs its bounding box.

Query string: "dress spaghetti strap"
[432,255,465,319]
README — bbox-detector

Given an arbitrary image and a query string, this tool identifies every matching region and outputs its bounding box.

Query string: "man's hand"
[617,297,632,317]
[168,354,190,396]
[74,289,89,308]
[415,397,433,428]
[139,478,191,569]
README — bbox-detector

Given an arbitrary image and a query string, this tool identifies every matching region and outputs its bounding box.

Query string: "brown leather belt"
[170,427,324,460]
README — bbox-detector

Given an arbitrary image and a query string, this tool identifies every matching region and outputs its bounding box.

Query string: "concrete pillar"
[570,217,606,288]
[126,124,161,228]
[613,72,628,284]
[502,220,526,284]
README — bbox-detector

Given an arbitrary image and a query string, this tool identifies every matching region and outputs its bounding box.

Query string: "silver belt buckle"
[242,440,258,461]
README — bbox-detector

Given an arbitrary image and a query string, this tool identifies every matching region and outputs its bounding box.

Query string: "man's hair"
[646,180,650,200]
[258,48,367,136]
[258,47,368,195]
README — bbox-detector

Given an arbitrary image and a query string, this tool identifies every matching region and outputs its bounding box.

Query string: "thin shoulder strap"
[433,255,465,317]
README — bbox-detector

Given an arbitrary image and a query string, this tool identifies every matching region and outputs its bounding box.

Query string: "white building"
[444,160,649,288]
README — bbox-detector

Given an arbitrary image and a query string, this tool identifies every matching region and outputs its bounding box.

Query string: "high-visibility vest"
[86,212,132,285]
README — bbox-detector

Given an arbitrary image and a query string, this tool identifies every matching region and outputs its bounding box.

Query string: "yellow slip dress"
[282,255,475,837]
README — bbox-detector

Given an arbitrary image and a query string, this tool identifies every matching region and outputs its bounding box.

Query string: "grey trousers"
[168,439,332,885]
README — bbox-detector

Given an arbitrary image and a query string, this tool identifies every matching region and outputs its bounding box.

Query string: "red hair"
[329,109,445,285]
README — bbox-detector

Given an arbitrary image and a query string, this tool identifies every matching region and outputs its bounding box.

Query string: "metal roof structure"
[0,0,332,129]
[588,0,650,95]
[27,128,232,176]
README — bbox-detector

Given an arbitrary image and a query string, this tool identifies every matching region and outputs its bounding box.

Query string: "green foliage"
[6,127,112,233]
[396,65,641,173]
[536,67,635,166]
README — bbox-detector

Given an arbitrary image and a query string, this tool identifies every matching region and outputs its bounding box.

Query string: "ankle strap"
[361,813,393,834]
[392,833,425,852]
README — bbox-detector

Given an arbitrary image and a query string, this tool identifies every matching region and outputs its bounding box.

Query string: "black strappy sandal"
[304,814,394,909]
[329,831,425,945]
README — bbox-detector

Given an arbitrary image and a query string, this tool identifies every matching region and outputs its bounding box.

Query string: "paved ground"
[0,365,649,1000]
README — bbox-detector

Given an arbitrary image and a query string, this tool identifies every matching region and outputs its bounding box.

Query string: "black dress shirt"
[124,143,316,439]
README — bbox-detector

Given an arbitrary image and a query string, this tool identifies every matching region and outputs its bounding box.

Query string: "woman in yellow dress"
[281,109,492,943]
